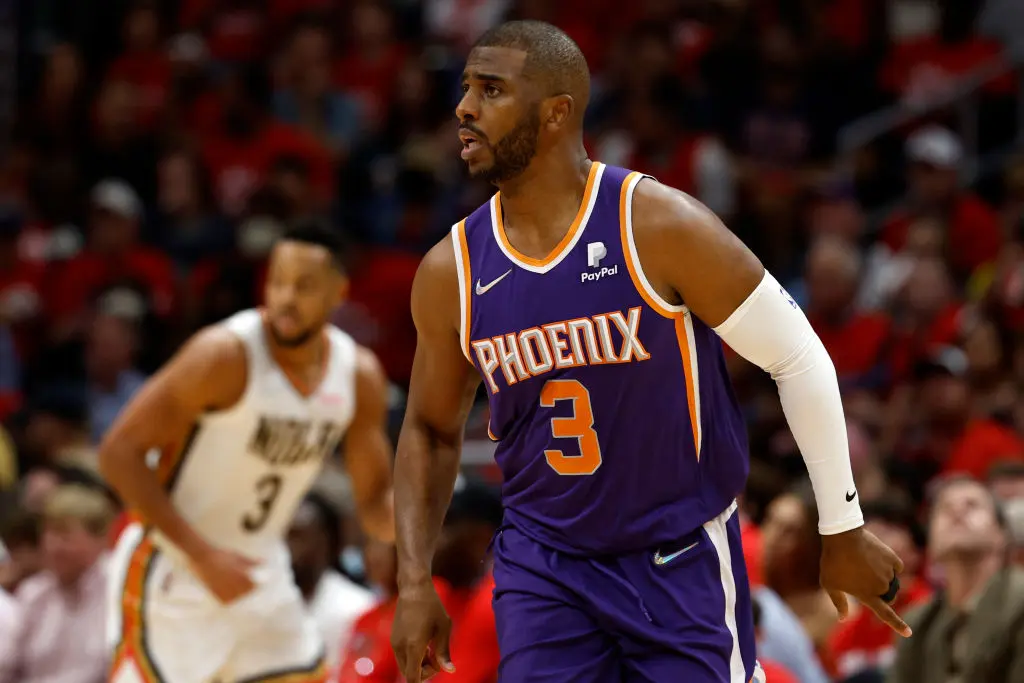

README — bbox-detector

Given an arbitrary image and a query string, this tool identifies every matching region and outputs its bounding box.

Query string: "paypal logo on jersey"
[581,241,618,283]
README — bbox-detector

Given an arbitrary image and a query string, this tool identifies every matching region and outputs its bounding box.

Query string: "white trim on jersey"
[704,501,749,683]
[622,173,687,315]
[450,222,471,361]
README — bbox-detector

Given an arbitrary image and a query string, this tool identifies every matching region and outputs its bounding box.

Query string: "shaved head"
[472,21,590,121]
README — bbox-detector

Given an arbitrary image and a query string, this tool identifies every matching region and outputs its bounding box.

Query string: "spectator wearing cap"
[828,499,931,682]
[910,348,1024,483]
[286,493,374,674]
[46,179,176,341]
[85,310,147,444]
[888,476,1024,683]
[0,484,115,683]
[880,126,1002,281]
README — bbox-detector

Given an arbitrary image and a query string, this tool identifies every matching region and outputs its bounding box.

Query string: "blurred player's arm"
[631,178,862,534]
[394,235,481,590]
[98,327,246,562]
[343,346,396,542]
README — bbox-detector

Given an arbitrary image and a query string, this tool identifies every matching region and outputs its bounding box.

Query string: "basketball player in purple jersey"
[391,21,910,683]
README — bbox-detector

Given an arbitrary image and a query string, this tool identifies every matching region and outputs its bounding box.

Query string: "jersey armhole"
[451,220,473,363]
[202,327,254,419]
[618,173,688,319]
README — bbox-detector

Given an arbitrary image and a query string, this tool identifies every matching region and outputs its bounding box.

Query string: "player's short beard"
[473,103,541,185]
[269,323,317,349]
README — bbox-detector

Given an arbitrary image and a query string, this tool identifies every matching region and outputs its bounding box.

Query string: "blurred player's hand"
[190,547,258,604]
[820,527,913,638]
[392,582,455,682]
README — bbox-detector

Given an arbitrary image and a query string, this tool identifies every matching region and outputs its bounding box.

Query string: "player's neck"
[267,329,327,370]
[942,551,1002,608]
[496,144,591,237]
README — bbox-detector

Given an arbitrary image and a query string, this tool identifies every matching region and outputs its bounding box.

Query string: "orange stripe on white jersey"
[491,162,604,273]
[451,220,472,362]
[619,171,701,457]
[109,535,162,683]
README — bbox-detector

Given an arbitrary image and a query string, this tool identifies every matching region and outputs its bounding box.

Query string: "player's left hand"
[819,526,913,638]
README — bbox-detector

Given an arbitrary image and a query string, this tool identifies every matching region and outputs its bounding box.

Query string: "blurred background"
[0,0,1024,682]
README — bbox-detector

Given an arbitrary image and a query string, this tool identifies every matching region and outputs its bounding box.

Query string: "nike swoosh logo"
[653,540,700,566]
[475,269,513,296]
[846,490,858,502]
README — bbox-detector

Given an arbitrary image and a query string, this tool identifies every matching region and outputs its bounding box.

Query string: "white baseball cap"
[91,179,142,220]
[906,125,963,169]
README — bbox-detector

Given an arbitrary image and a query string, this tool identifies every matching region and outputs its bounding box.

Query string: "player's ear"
[543,94,574,132]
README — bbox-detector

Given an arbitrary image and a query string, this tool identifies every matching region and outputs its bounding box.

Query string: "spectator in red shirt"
[804,235,892,390]
[199,65,334,217]
[334,1,407,127]
[0,212,44,367]
[912,354,1024,481]
[46,180,176,342]
[106,1,172,131]
[828,499,932,682]
[881,127,1003,281]
[888,257,963,383]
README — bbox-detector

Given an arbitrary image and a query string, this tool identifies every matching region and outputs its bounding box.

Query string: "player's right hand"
[190,547,258,604]
[391,582,455,682]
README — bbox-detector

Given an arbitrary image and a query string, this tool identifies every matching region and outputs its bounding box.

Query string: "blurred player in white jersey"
[99,221,394,683]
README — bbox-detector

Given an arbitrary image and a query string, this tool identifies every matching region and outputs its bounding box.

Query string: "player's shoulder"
[630,176,718,237]
[410,231,461,330]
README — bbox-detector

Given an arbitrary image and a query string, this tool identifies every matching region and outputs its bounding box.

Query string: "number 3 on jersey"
[540,379,603,476]
[242,474,282,531]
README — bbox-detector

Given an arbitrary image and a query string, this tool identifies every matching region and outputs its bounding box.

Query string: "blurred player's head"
[287,493,342,596]
[433,476,502,589]
[264,221,348,348]
[457,21,590,184]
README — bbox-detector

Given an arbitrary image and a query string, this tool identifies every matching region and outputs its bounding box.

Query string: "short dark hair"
[862,497,926,549]
[280,220,349,272]
[472,20,590,113]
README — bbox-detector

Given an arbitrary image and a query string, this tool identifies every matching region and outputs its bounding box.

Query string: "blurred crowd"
[1,0,1024,682]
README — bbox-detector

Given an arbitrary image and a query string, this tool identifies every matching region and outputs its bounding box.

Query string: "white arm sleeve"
[713,270,864,535]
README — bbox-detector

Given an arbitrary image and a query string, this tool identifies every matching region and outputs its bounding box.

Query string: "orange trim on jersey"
[673,316,701,459]
[455,220,472,361]
[487,424,499,441]
[618,172,679,319]
[110,535,162,683]
[156,423,200,491]
[494,162,599,268]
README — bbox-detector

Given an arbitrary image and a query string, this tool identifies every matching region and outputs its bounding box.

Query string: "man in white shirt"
[288,493,375,673]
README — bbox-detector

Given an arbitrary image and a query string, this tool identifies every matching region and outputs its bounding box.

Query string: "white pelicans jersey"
[152,309,357,566]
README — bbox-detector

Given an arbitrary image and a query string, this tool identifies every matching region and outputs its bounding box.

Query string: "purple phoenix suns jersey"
[452,162,750,555]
